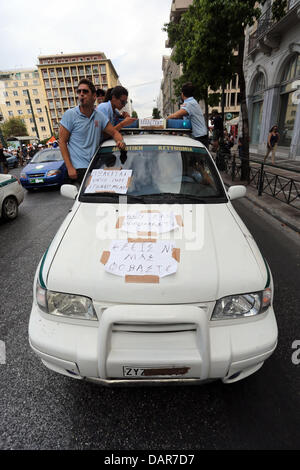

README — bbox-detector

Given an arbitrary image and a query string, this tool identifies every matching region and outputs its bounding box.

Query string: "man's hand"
[104,122,126,150]
[116,140,126,150]
[67,166,78,180]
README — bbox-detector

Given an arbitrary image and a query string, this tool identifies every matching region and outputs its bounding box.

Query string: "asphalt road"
[0,173,299,450]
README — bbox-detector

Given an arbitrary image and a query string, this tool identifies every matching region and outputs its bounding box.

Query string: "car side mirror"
[227,185,246,201]
[60,184,78,200]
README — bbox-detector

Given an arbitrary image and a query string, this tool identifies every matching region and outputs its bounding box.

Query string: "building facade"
[244,0,300,159]
[0,68,52,141]
[37,52,119,135]
[162,0,240,120]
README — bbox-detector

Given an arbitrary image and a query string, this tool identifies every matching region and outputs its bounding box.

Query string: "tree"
[132,110,138,118]
[1,117,28,140]
[164,0,286,180]
[152,108,161,119]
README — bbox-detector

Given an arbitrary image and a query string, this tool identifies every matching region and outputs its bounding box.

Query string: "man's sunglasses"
[77,88,90,95]
[119,98,127,106]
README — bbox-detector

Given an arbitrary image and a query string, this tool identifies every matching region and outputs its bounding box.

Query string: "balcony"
[248,0,300,57]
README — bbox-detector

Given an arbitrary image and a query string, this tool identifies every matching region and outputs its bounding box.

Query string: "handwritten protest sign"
[101,240,180,282]
[139,118,165,129]
[118,211,181,235]
[85,169,132,194]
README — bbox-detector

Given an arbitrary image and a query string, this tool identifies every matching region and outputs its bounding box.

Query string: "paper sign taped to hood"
[101,240,180,280]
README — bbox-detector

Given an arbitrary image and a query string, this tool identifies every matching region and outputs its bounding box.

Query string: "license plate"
[30,178,44,184]
[123,366,190,377]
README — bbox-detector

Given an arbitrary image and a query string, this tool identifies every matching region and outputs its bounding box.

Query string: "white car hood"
[46,203,267,304]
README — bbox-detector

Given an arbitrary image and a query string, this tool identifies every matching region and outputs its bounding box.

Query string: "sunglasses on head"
[77,88,90,95]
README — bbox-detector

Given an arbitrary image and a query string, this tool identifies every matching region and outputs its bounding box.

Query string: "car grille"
[27,172,45,178]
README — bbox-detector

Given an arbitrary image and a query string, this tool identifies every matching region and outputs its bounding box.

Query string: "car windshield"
[80,144,227,204]
[31,150,63,163]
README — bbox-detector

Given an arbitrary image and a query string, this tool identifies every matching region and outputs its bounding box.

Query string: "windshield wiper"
[138,193,211,203]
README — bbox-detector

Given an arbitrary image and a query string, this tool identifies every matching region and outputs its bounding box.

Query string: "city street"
[0,169,299,450]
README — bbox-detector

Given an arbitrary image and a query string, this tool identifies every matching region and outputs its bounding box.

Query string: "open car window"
[80,144,227,204]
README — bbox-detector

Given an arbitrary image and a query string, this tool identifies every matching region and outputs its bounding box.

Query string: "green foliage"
[132,110,138,118]
[272,0,288,21]
[0,117,28,139]
[152,108,161,119]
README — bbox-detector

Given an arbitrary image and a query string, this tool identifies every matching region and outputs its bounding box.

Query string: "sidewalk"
[217,151,300,234]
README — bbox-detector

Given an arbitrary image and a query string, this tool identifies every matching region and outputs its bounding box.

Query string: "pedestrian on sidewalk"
[264,125,280,165]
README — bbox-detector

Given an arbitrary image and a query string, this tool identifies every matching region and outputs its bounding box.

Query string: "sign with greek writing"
[102,240,179,278]
[120,211,180,235]
[85,169,132,194]
[139,118,165,129]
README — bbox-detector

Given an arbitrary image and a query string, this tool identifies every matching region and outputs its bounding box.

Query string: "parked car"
[4,152,18,169]
[29,130,278,385]
[19,148,67,190]
[0,174,24,221]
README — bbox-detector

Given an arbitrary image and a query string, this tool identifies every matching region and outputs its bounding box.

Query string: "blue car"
[5,152,19,169]
[20,148,67,190]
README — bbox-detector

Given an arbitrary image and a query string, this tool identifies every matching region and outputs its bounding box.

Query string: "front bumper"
[29,303,278,385]
[20,175,63,188]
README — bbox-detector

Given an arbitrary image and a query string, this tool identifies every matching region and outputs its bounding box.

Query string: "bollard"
[231,154,236,181]
[258,162,264,196]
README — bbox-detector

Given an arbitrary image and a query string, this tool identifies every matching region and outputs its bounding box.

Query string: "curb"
[224,182,300,235]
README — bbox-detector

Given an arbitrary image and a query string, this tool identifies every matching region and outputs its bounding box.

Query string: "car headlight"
[36,280,97,320]
[46,169,61,177]
[211,288,271,321]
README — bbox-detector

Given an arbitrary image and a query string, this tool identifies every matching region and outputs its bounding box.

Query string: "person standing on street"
[59,78,126,185]
[211,110,224,151]
[166,82,209,148]
[264,125,280,165]
[0,143,8,174]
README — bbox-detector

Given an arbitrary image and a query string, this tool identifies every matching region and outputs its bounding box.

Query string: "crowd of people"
[1,78,280,179]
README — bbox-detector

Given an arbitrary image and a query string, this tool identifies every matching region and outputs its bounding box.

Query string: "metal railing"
[222,153,300,210]
[248,0,300,53]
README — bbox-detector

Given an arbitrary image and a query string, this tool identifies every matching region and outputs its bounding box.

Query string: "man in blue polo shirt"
[59,78,125,184]
[167,82,208,148]
[97,86,137,131]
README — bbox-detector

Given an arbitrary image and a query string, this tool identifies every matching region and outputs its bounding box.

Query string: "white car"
[29,132,278,385]
[0,174,24,221]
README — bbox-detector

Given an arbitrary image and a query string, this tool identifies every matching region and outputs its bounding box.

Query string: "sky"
[0,0,172,118]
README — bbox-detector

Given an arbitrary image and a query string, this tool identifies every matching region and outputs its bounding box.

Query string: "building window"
[15,100,21,106]
[41,126,46,131]
[8,111,13,116]
[18,110,23,115]
[23,81,28,86]
[13,91,18,96]
[250,72,265,145]
[32,89,38,95]
[35,99,40,104]
[278,54,300,147]
[39,117,44,122]
[3,91,8,97]
[37,108,42,113]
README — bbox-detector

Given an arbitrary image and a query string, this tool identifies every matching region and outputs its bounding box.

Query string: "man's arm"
[114,116,137,132]
[59,125,78,180]
[103,122,126,149]
[167,109,188,120]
